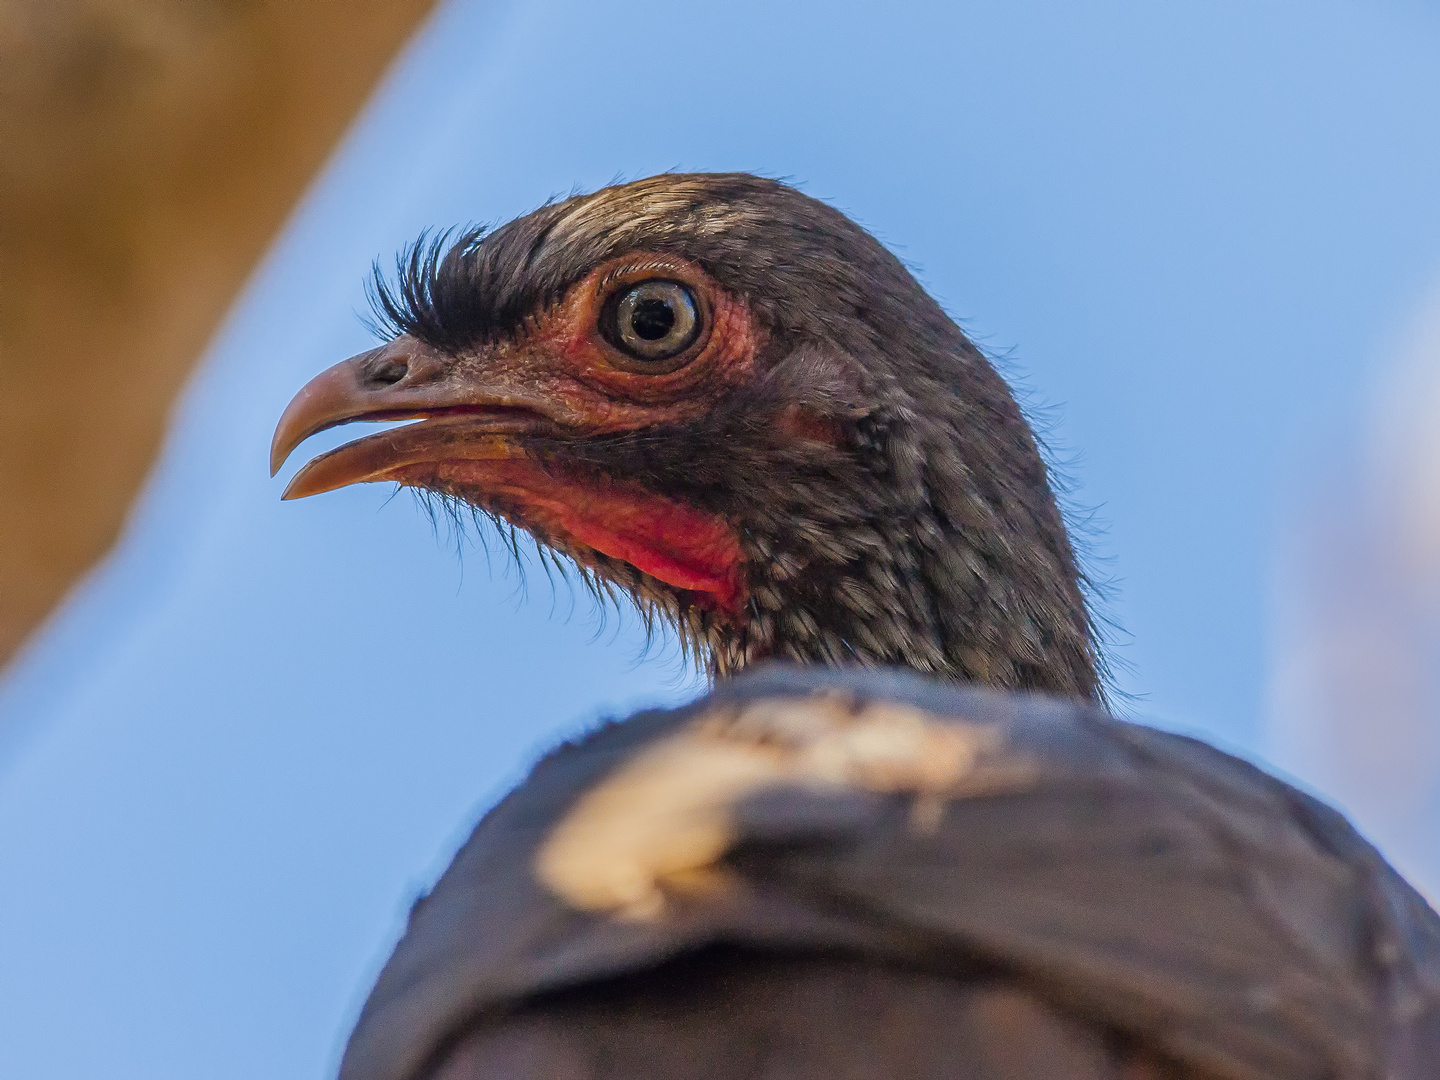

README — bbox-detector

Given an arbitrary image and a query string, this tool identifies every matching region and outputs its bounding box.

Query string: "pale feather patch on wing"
[534,693,1031,920]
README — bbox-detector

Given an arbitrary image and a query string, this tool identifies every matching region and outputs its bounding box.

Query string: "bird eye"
[606,280,701,366]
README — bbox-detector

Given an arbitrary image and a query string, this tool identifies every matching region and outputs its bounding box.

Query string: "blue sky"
[3,2,1440,1077]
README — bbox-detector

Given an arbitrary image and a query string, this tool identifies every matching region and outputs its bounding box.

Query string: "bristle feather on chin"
[404,486,714,680]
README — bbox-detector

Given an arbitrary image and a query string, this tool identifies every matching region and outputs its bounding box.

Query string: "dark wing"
[339,665,1440,1080]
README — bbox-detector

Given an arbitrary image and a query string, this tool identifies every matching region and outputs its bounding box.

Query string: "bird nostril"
[367,358,409,387]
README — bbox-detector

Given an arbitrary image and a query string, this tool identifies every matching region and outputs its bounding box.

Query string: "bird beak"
[270,338,540,500]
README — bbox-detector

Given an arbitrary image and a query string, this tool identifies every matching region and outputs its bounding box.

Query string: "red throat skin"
[398,458,748,616]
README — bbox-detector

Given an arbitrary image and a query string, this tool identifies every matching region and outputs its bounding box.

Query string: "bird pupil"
[630,298,675,340]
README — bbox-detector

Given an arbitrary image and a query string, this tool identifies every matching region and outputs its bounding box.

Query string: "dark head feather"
[373,174,1106,701]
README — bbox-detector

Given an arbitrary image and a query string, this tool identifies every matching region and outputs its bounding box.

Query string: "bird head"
[272,173,1101,699]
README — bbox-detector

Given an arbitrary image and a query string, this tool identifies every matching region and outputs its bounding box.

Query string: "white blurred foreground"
[1268,281,1440,898]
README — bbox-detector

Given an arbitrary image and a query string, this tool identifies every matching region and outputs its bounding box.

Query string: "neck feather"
[698,410,1102,702]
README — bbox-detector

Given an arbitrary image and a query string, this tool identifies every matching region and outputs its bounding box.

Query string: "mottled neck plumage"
[558,349,1102,702]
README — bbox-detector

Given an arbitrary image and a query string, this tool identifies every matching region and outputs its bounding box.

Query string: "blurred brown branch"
[0,0,438,666]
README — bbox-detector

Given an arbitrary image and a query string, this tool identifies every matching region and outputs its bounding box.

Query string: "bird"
[270,173,1440,1080]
